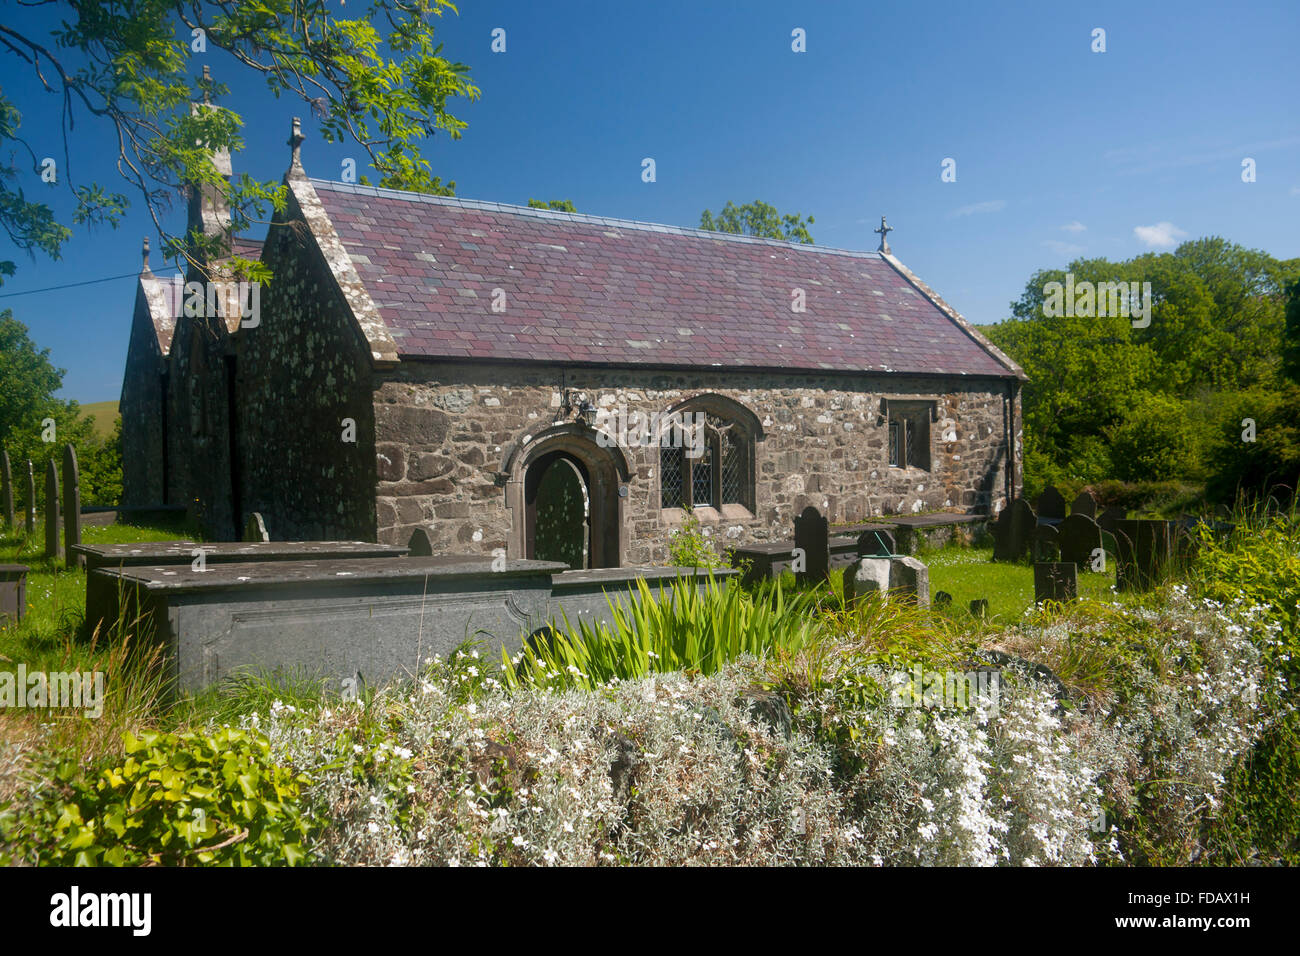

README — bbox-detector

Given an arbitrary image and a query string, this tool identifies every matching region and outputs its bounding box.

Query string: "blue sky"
[2,0,1297,402]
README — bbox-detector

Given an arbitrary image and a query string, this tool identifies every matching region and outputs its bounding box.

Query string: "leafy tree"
[1282,278,1300,385]
[699,200,814,244]
[1107,393,1201,482]
[0,1,479,284]
[0,308,112,503]
[1204,384,1300,504]
[527,199,577,212]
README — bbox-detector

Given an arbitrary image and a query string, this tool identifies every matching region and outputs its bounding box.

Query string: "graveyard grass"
[2,512,1296,866]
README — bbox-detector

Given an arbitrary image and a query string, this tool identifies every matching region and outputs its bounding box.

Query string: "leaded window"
[660,409,754,511]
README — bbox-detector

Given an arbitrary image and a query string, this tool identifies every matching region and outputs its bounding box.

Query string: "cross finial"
[288,117,304,169]
[141,236,151,274]
[875,216,893,254]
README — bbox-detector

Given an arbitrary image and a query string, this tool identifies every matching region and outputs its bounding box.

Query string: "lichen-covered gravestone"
[1058,513,1102,571]
[44,458,62,561]
[843,555,929,608]
[1036,485,1067,523]
[1034,562,1077,604]
[1070,491,1097,519]
[243,512,270,543]
[24,460,35,535]
[1,449,13,528]
[793,505,829,585]
[62,445,82,569]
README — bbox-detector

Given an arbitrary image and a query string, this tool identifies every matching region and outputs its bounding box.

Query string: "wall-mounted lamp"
[577,399,597,428]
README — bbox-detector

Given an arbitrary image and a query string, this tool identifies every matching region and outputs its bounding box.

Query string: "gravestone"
[0,564,27,624]
[62,445,82,569]
[1058,513,1103,571]
[856,527,896,557]
[1,449,12,527]
[24,460,35,535]
[1070,491,1097,519]
[842,555,929,608]
[1032,524,1060,562]
[44,459,62,561]
[407,527,435,556]
[1096,506,1125,537]
[1034,562,1078,604]
[843,557,890,604]
[1035,485,1067,523]
[243,512,270,543]
[969,598,988,618]
[793,505,829,586]
[934,590,953,609]
[533,458,588,570]
[992,498,1036,561]
[1115,519,1173,591]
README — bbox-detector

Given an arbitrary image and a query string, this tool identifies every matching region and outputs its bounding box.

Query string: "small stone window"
[886,400,933,471]
[660,409,754,512]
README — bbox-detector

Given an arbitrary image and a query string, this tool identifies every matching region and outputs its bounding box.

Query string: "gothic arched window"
[659,398,759,513]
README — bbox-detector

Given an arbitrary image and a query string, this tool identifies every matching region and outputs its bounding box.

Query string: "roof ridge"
[308,178,883,260]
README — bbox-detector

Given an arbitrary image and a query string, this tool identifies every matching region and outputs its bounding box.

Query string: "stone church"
[121,116,1025,567]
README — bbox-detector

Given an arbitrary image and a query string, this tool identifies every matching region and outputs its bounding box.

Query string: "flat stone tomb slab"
[99,556,567,693]
[77,540,411,638]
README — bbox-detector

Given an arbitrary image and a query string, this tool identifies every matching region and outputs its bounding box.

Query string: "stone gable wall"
[373,361,1019,565]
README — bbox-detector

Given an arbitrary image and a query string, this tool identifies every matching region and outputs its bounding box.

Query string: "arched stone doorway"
[526,452,590,569]
[502,423,629,569]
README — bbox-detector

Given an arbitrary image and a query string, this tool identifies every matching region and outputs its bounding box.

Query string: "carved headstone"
[992,498,1036,561]
[969,598,989,618]
[62,445,82,569]
[243,512,270,543]
[44,458,62,561]
[24,460,35,535]
[1115,519,1173,591]
[407,527,434,557]
[1058,513,1103,571]
[856,527,895,557]
[1034,562,1077,604]
[1035,485,1067,523]
[1,448,12,528]
[1070,491,1097,519]
[793,505,829,586]
[1032,524,1060,562]
[1096,506,1125,537]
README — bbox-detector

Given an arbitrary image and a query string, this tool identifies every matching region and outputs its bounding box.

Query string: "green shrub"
[1108,393,1201,482]
[0,727,314,866]
[666,509,726,569]
[503,574,820,691]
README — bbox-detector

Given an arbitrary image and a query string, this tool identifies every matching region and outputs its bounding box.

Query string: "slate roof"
[311,180,1019,378]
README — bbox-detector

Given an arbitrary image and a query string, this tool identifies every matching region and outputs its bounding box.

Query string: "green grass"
[919,543,1119,625]
[77,401,119,441]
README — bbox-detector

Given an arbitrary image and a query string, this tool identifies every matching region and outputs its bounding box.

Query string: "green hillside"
[78,400,120,440]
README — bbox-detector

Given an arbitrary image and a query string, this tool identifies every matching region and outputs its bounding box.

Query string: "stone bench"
[76,540,409,638]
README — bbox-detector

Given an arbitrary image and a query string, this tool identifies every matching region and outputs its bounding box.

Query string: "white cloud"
[1043,239,1085,257]
[1133,221,1188,249]
[1060,220,1086,233]
[951,200,1006,217]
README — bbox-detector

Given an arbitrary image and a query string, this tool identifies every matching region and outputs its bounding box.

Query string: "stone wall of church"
[372,361,1020,566]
